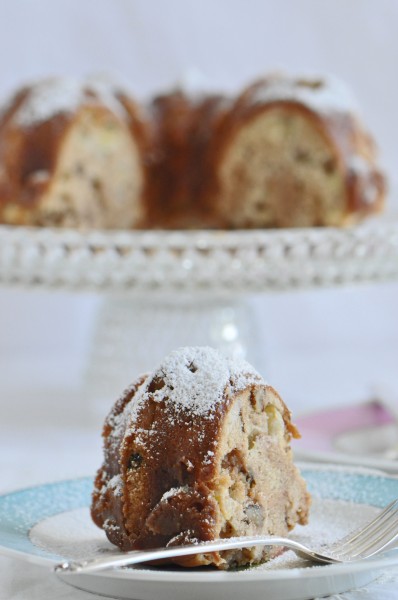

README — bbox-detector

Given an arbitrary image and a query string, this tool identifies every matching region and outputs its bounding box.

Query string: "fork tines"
[331,498,398,560]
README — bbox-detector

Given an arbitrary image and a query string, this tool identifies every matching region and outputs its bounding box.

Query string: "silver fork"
[55,498,398,575]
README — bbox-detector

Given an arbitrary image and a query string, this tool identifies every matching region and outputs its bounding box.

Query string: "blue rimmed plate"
[0,464,398,600]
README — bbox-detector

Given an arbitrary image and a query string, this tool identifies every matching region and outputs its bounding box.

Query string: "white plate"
[0,464,398,600]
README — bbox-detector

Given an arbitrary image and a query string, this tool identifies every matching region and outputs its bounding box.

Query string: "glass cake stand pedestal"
[1,218,398,417]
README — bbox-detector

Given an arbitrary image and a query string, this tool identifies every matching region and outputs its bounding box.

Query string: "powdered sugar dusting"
[107,475,123,498]
[250,74,359,115]
[103,518,121,534]
[84,73,130,119]
[349,155,380,206]
[254,497,379,572]
[160,486,190,502]
[14,79,84,126]
[104,377,148,459]
[131,346,264,420]
[13,75,129,127]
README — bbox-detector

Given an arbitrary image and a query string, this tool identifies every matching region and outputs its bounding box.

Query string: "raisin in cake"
[0,77,150,229]
[202,74,385,228]
[91,346,310,569]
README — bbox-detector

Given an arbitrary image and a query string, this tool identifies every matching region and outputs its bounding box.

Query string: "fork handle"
[54,535,334,574]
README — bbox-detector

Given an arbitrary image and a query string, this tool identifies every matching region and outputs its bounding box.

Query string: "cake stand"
[1,217,398,413]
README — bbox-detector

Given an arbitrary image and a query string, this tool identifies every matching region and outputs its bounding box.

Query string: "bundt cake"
[91,346,311,569]
[0,74,386,230]
[202,74,386,228]
[0,77,150,229]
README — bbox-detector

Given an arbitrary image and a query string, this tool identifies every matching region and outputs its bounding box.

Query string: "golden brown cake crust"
[0,78,152,228]
[91,347,310,569]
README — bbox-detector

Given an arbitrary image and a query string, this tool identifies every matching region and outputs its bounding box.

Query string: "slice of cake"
[0,77,150,229]
[91,346,310,569]
[203,74,386,228]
